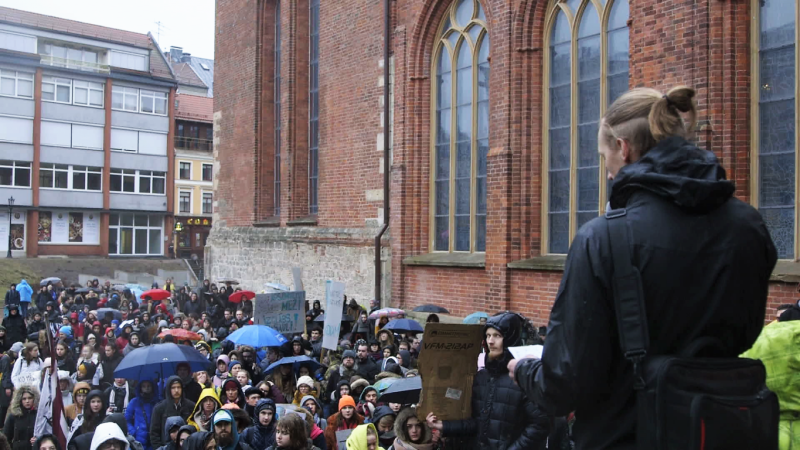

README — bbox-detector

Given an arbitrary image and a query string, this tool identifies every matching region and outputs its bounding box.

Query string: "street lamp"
[6,196,14,259]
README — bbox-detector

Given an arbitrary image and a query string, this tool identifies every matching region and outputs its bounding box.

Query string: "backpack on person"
[605,208,779,449]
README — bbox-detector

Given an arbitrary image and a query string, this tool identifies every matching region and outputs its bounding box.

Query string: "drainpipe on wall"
[375,0,392,307]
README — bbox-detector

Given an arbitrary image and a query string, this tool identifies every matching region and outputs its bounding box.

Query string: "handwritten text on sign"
[322,280,346,350]
[253,291,306,334]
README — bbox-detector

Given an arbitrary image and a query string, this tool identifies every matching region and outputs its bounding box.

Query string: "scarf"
[108,382,130,412]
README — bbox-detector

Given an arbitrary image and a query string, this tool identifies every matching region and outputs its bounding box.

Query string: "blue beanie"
[111,320,120,325]
[228,360,242,371]
[59,326,72,336]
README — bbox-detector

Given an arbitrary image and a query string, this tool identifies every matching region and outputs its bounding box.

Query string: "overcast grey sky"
[2,0,216,59]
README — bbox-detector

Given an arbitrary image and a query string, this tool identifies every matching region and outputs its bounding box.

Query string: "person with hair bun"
[508,86,778,449]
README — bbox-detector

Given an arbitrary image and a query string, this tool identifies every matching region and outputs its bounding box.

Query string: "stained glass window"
[432,0,489,253]
[757,0,796,259]
[545,0,629,253]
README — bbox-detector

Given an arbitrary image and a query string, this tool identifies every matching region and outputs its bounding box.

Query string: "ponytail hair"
[601,85,697,156]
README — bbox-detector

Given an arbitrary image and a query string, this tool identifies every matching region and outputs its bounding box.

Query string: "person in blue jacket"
[126,380,159,450]
[15,280,33,319]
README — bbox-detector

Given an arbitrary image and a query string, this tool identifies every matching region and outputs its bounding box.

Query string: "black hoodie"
[150,375,194,450]
[514,137,778,450]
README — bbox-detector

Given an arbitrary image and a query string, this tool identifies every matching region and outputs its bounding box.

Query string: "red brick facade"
[212,0,793,324]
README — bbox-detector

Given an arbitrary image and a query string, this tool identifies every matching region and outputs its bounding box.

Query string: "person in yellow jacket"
[741,319,800,450]
[346,423,384,450]
[187,387,222,432]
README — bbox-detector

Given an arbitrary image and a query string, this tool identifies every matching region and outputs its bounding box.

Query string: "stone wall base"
[205,226,391,308]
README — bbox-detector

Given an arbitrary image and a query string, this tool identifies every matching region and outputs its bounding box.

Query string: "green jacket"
[742,321,800,449]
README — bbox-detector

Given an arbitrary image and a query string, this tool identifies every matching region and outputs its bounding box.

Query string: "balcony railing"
[175,136,213,152]
[40,55,110,73]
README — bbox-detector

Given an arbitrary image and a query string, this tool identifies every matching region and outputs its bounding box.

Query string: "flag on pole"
[34,318,67,449]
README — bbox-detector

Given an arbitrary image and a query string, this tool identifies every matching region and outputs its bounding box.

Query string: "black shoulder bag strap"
[605,208,650,390]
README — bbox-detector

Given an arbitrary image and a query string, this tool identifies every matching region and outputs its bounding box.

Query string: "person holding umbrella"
[125,380,158,450]
[150,376,194,450]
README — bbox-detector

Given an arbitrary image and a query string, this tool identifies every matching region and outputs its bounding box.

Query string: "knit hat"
[338,395,356,411]
[59,326,72,336]
[111,319,120,326]
[297,376,315,390]
[228,361,242,371]
[158,320,169,329]
[11,341,25,353]
[342,350,356,361]
[195,341,211,353]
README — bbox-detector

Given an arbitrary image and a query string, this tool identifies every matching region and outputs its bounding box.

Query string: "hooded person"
[345,423,384,450]
[213,355,231,389]
[66,382,92,424]
[181,431,213,450]
[300,395,327,431]
[427,312,551,450]
[211,409,252,450]
[123,332,144,356]
[155,417,187,450]
[89,422,130,450]
[176,363,203,405]
[220,378,246,409]
[371,406,395,448]
[510,87,778,450]
[324,395,364,450]
[16,280,33,318]
[126,380,159,450]
[239,399,277,450]
[74,360,99,388]
[150,376,194,450]
[35,434,63,450]
[68,389,107,443]
[3,384,39,450]
[60,371,75,406]
[102,413,145,450]
[175,425,196,450]
[188,388,222,432]
[392,408,435,450]
[396,351,413,371]
[356,386,378,422]
[2,305,27,346]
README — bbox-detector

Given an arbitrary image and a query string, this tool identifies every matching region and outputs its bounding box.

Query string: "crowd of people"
[0,276,558,450]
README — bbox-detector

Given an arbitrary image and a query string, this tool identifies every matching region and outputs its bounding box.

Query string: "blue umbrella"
[114,343,210,379]
[224,324,288,348]
[263,355,324,375]
[463,312,489,324]
[382,318,424,334]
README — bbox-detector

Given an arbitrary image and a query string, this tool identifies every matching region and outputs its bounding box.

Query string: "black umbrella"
[378,376,422,405]
[313,313,355,323]
[97,308,122,321]
[412,304,450,314]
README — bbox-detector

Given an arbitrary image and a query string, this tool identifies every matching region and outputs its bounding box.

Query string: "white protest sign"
[322,280,346,350]
[508,345,543,360]
[292,267,304,292]
[12,369,41,388]
[253,291,306,334]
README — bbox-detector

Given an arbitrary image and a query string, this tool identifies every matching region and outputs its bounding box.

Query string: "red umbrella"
[141,289,171,301]
[229,290,256,304]
[158,329,202,341]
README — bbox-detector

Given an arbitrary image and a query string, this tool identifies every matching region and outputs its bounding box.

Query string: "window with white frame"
[39,164,101,191]
[108,213,163,255]
[0,160,31,187]
[0,31,36,53]
[0,70,33,98]
[109,51,147,72]
[42,76,72,103]
[179,191,191,213]
[179,162,191,180]
[42,44,99,71]
[137,170,166,194]
[202,192,213,214]
[73,80,104,107]
[110,169,136,193]
[140,90,167,115]
[112,86,139,112]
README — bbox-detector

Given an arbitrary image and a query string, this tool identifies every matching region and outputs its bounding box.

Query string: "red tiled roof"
[173,62,207,88]
[0,7,175,81]
[175,94,213,122]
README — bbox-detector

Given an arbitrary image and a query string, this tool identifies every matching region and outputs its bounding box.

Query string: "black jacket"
[442,351,550,450]
[2,310,26,345]
[355,357,379,384]
[150,376,194,449]
[4,290,19,307]
[514,137,777,450]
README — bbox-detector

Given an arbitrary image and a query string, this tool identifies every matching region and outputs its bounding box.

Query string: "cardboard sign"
[322,280,346,350]
[417,323,484,421]
[253,291,306,334]
[292,267,304,292]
